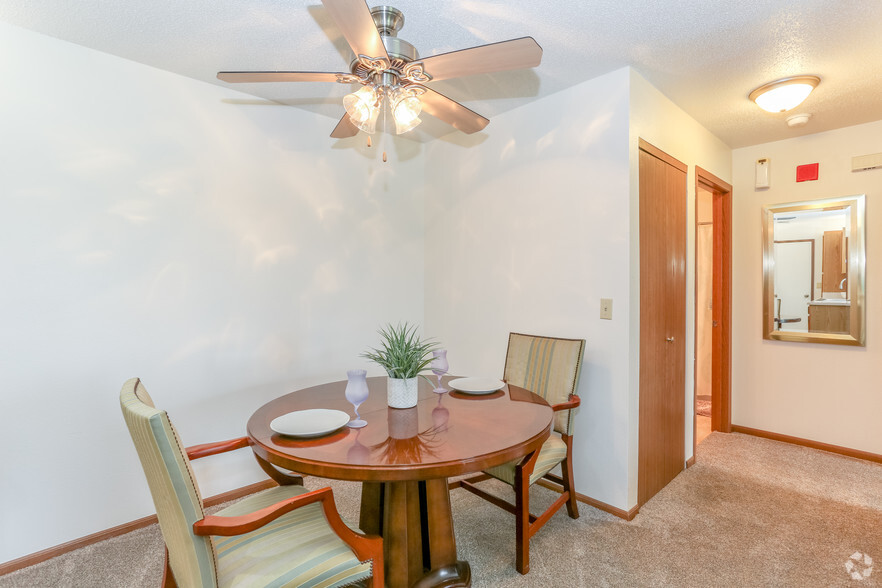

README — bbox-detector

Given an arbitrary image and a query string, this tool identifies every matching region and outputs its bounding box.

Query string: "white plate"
[270,409,351,437]
[448,377,506,395]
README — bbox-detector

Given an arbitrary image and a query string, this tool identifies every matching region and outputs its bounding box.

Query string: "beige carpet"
[3,432,881,587]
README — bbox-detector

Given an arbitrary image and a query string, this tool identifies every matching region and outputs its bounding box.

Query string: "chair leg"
[514,466,530,575]
[561,434,579,519]
[514,450,539,575]
[161,548,178,588]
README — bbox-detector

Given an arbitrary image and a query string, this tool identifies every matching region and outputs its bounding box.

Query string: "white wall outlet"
[600,298,613,320]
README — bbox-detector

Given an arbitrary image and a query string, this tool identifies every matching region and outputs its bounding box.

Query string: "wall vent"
[851,152,882,172]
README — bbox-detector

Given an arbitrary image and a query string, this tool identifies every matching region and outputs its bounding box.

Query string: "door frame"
[692,167,732,460]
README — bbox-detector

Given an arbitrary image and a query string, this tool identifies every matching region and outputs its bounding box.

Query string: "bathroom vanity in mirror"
[762,194,866,345]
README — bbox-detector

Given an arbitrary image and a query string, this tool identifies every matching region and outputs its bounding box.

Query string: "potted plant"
[362,322,438,408]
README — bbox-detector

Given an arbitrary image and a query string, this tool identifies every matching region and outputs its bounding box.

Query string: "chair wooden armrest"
[193,487,383,572]
[551,394,580,412]
[185,436,251,460]
[187,437,304,485]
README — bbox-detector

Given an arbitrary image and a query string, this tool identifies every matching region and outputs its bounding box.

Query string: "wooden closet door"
[638,140,687,507]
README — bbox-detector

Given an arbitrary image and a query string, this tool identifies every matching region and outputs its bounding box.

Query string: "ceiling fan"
[217,0,542,138]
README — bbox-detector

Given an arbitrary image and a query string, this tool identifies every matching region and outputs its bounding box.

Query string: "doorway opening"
[693,167,732,452]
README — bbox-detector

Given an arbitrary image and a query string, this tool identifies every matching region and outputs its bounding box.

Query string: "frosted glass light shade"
[344,86,379,134]
[391,89,422,134]
[749,76,820,113]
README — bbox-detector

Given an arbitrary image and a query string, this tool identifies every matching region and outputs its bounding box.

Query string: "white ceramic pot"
[387,377,419,409]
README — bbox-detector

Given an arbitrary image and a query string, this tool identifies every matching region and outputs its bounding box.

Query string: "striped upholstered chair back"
[120,378,218,587]
[503,333,585,436]
[456,332,586,574]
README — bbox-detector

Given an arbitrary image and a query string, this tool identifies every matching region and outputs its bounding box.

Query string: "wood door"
[822,230,847,294]
[638,139,687,507]
[703,168,733,435]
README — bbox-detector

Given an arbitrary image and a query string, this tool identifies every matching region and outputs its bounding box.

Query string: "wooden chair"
[120,377,383,588]
[453,333,584,574]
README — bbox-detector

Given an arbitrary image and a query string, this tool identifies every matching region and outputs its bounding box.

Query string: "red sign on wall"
[796,163,819,182]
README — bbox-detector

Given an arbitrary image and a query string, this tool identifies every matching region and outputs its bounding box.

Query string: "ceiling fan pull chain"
[382,103,388,163]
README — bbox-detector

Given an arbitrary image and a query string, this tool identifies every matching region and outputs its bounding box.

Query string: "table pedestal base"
[412,561,471,588]
[361,479,471,588]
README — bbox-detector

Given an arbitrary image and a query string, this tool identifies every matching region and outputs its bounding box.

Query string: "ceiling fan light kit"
[217,0,542,142]
[749,75,820,113]
[343,85,380,133]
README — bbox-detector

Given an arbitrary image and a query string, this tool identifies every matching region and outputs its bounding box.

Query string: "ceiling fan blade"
[321,0,389,62]
[419,89,489,134]
[420,37,542,82]
[330,114,359,138]
[217,71,345,83]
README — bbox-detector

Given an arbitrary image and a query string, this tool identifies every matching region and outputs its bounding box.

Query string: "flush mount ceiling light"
[749,76,820,113]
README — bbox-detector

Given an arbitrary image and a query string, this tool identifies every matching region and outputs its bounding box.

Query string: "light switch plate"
[600,298,613,320]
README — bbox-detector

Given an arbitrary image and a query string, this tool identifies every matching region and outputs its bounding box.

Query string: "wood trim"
[638,138,687,173]
[534,479,639,521]
[695,166,733,437]
[694,166,729,190]
[0,479,277,575]
[686,456,696,468]
[730,426,882,464]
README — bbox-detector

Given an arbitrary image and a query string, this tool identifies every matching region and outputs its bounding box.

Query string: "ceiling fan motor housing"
[371,6,404,36]
[349,5,419,73]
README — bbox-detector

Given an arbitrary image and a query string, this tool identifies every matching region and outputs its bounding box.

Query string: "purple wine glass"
[345,369,369,428]
[431,350,449,393]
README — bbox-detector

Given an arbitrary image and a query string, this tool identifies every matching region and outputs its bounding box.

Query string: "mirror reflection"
[763,195,865,346]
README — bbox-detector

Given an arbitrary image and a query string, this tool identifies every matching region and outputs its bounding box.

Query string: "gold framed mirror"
[762,194,866,345]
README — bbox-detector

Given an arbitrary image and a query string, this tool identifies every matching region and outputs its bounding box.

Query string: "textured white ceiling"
[2,0,881,147]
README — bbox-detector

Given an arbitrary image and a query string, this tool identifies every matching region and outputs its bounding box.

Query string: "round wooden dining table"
[247,375,553,588]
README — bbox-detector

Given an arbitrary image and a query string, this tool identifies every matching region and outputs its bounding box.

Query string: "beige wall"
[423,68,734,512]
[731,120,882,454]
[628,70,732,507]
[0,22,426,562]
[424,68,634,510]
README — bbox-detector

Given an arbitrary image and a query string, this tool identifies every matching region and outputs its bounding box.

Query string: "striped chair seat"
[484,434,568,486]
[214,485,372,588]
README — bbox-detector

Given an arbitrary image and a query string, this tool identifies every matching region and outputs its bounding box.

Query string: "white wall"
[423,69,634,510]
[628,70,732,506]
[0,23,425,563]
[423,68,733,513]
[732,120,882,454]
